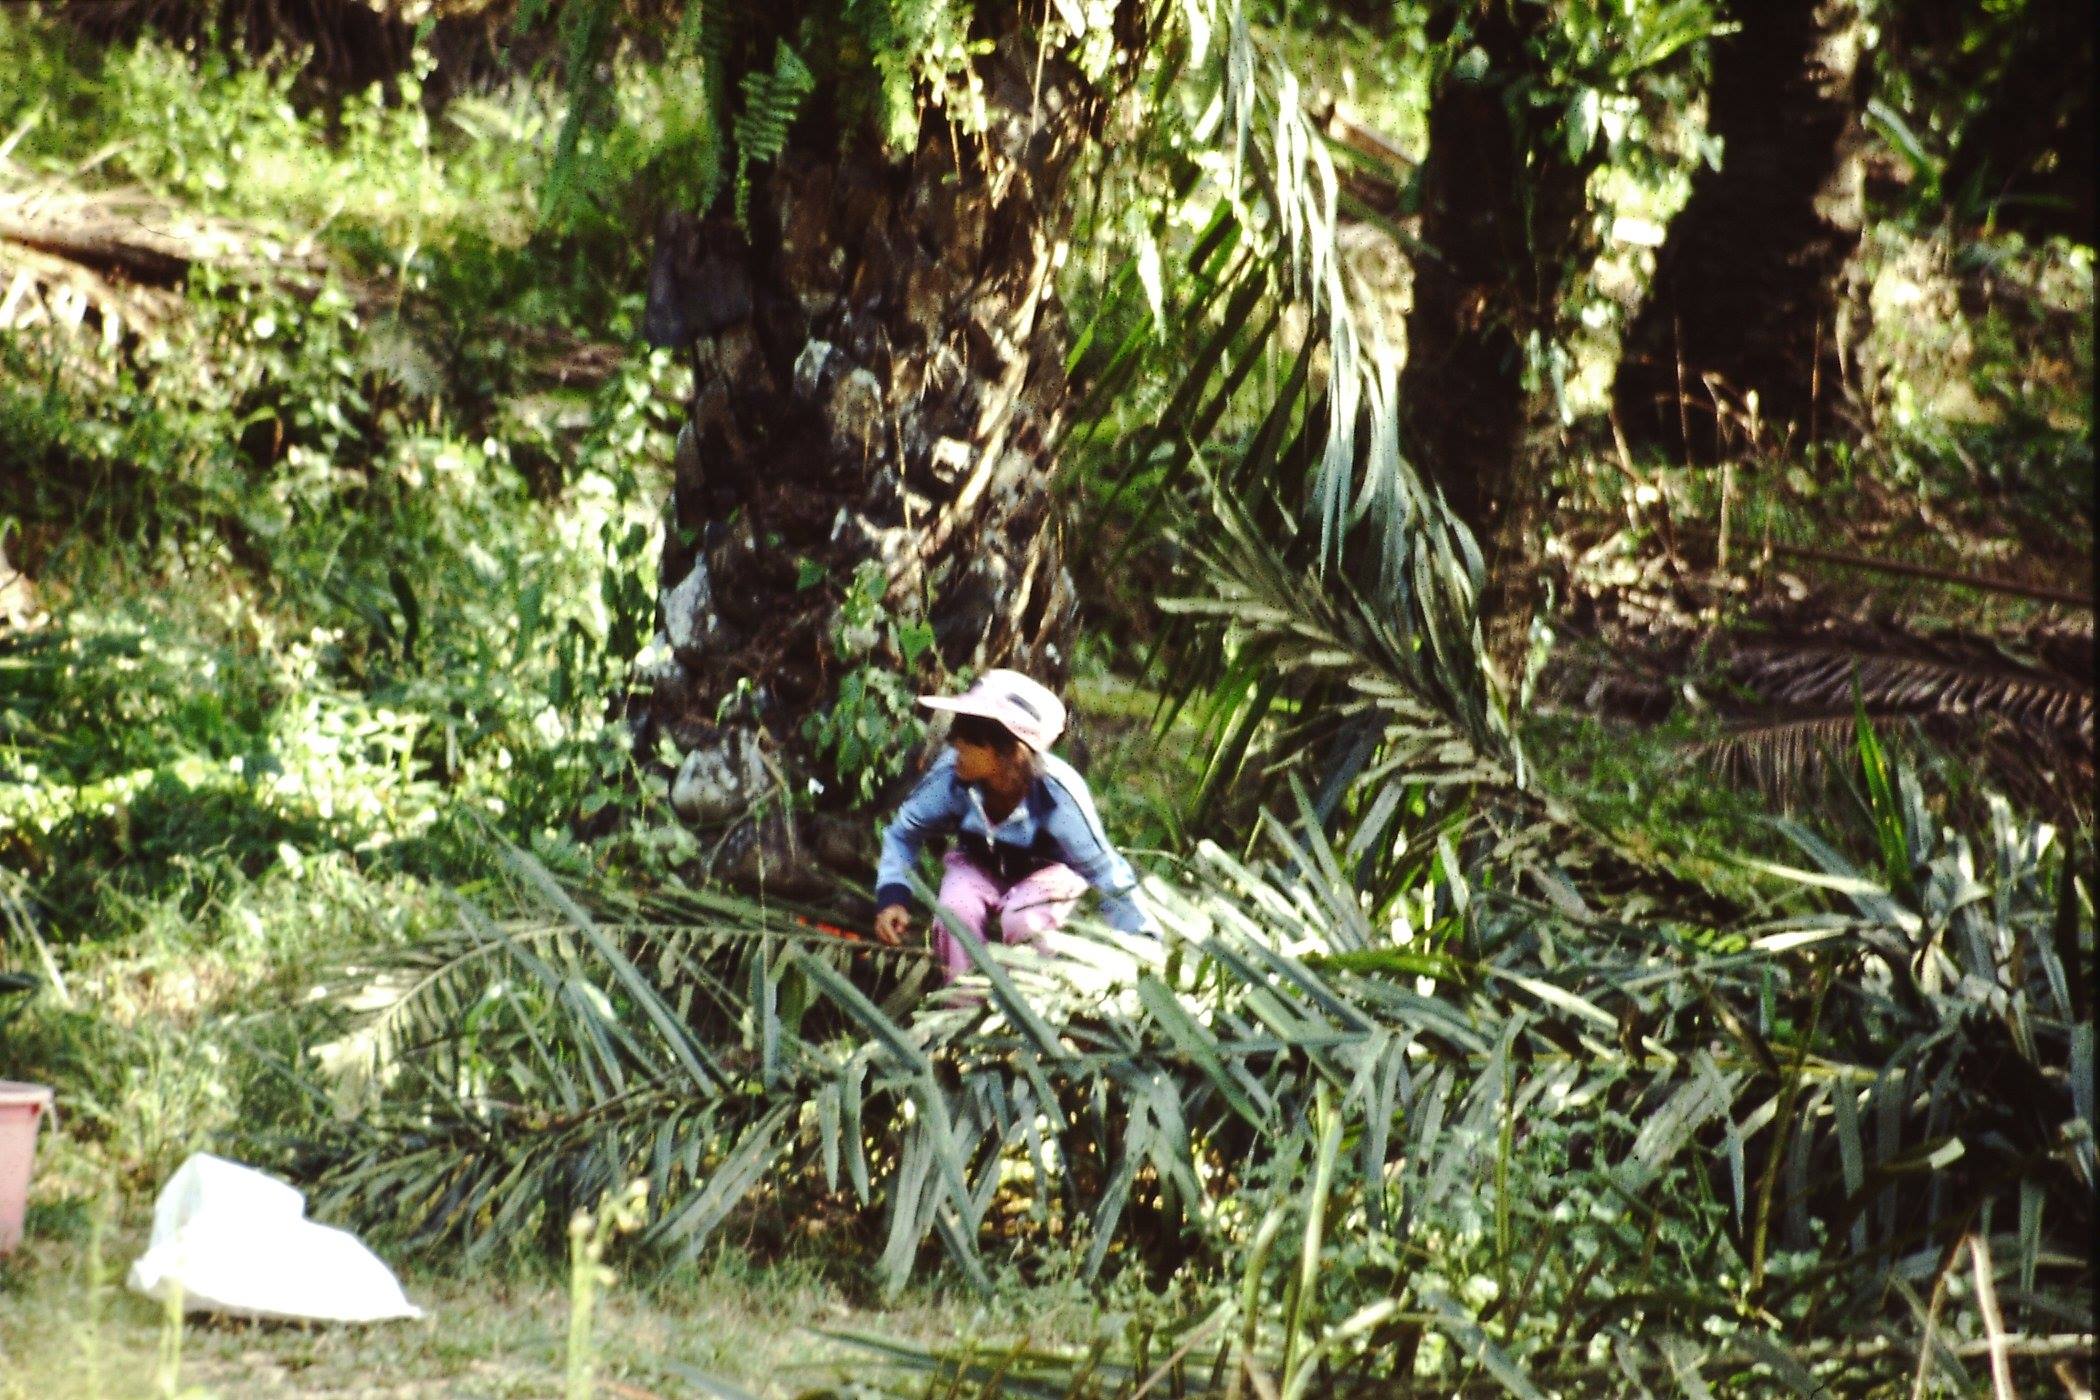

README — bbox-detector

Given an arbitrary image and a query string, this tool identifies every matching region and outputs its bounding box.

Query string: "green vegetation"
[0,7,686,1205]
[1,1,2090,1396]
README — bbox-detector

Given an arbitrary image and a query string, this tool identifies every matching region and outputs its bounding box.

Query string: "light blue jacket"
[875,748,1155,934]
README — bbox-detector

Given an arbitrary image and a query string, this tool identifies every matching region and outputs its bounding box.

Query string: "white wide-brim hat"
[919,669,1066,752]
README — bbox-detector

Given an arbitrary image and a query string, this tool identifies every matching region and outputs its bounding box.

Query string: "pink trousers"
[930,850,1089,982]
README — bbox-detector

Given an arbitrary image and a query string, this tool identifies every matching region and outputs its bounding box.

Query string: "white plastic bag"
[127,1153,423,1323]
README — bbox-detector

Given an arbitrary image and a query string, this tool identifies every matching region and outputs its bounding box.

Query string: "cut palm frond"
[1728,631,2092,737]
[1696,711,1864,805]
[1154,485,1757,933]
[1158,486,1513,823]
[1055,1,1500,838]
[325,722,2092,1391]
[1551,582,2093,820]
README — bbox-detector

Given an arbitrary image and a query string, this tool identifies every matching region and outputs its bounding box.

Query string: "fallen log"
[0,212,194,285]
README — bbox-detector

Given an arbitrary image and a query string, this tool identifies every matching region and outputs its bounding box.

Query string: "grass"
[1525,706,1782,896]
[1065,668,1213,864]
[0,1193,1120,1399]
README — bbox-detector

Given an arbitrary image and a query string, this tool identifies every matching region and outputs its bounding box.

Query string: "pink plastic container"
[0,1080,54,1254]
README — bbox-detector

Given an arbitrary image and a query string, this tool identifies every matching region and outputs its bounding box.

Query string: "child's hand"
[873,905,912,946]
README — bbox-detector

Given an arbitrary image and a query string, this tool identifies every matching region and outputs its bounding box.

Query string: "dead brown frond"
[1726,627,2092,742]
[1693,712,1869,808]
[0,236,180,351]
[1551,584,2096,820]
[0,153,323,360]
[1700,620,2095,819]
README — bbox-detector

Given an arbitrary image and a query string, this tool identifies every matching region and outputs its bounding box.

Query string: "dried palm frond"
[0,238,181,349]
[1696,711,1889,802]
[0,153,319,352]
[1550,576,2095,820]
[0,149,304,269]
[1696,620,2094,819]
[1699,708,2095,823]
[1728,630,2093,737]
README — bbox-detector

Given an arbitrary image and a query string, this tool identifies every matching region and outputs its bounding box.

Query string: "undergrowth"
[0,11,695,1199]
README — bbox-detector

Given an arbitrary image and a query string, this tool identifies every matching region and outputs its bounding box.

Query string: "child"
[873,669,1156,978]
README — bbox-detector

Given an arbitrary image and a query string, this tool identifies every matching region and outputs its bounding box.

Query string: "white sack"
[127,1153,423,1323]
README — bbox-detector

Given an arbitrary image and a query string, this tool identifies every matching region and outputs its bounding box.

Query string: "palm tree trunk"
[1612,0,1870,461]
[1399,0,1596,675]
[636,21,1107,890]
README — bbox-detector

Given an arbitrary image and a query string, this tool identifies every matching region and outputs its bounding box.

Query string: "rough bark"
[635,22,1106,893]
[1398,0,1596,675]
[1612,0,1870,461]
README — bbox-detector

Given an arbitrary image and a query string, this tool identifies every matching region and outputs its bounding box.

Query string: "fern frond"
[541,0,622,217]
[731,39,814,230]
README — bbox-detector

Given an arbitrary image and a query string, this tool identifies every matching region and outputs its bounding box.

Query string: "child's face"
[950,735,1003,786]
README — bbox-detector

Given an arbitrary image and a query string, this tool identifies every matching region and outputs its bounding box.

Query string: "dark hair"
[949,713,1024,753]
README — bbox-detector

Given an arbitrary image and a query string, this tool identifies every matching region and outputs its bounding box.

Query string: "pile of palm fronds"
[0,172,183,346]
[319,707,2090,1397]
[311,449,2093,1392]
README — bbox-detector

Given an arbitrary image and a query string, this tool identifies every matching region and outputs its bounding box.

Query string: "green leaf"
[1566,88,1601,161]
[1137,973,1267,1128]
[795,951,931,1076]
[1417,1286,1549,1399]
[896,620,935,669]
[648,1105,793,1261]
